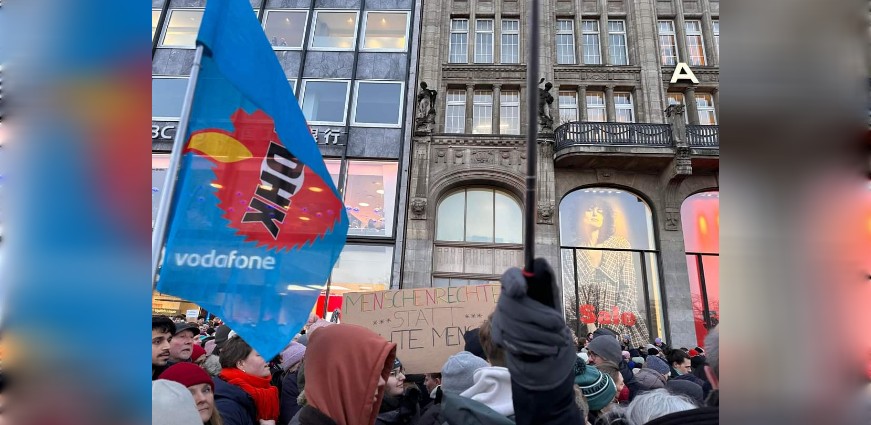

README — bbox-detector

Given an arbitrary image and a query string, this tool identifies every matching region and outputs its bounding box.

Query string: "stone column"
[605,85,616,122]
[674,0,689,64]
[576,16,584,65]
[599,9,610,65]
[493,84,502,134]
[701,0,718,66]
[684,86,699,125]
[632,86,643,122]
[465,83,475,133]
[578,85,587,121]
[711,88,719,124]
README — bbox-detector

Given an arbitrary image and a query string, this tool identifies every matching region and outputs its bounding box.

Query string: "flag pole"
[524,0,540,273]
[152,45,205,291]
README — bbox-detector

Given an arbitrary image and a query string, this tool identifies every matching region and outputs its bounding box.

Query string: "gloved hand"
[490,258,576,391]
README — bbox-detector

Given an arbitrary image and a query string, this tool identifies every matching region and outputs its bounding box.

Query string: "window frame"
[585,91,606,122]
[556,19,577,65]
[299,79,352,126]
[712,19,719,58]
[472,90,493,134]
[666,92,690,124]
[152,9,162,42]
[474,18,495,63]
[435,187,523,244]
[350,80,406,128]
[607,19,629,65]
[657,20,678,66]
[449,18,470,63]
[499,90,520,135]
[684,20,707,66]
[262,9,310,50]
[152,75,190,121]
[582,19,602,65]
[614,92,635,123]
[360,11,411,52]
[308,10,360,51]
[158,8,205,49]
[500,19,520,64]
[444,89,467,133]
[694,93,717,125]
[559,90,579,123]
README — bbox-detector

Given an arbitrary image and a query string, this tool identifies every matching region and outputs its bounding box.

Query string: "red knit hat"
[688,349,699,357]
[159,362,214,390]
[191,344,207,362]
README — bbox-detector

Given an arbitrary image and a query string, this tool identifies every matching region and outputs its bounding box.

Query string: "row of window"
[446,18,719,67]
[153,9,410,52]
[153,78,405,127]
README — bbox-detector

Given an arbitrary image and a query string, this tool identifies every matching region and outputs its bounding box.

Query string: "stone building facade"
[402,0,720,347]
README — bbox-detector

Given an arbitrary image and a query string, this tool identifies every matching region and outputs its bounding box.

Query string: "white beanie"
[152,379,203,425]
[441,351,489,394]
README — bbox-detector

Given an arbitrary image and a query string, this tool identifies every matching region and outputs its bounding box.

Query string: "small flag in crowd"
[155,0,349,359]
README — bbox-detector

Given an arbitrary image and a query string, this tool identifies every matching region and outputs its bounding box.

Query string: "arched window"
[432,188,522,287]
[681,191,719,346]
[559,188,663,347]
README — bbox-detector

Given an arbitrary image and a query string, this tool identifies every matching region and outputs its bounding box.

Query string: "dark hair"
[427,372,442,380]
[174,314,186,321]
[219,336,254,369]
[207,327,216,336]
[667,349,690,367]
[152,315,176,335]
[478,313,506,367]
[574,197,616,245]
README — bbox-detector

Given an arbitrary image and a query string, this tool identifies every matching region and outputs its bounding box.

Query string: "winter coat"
[279,370,302,425]
[375,388,421,425]
[619,361,643,401]
[289,405,338,425]
[417,403,443,425]
[509,373,581,425]
[671,373,712,400]
[633,368,667,392]
[214,376,258,425]
[440,392,515,425]
[459,367,514,417]
[641,406,718,425]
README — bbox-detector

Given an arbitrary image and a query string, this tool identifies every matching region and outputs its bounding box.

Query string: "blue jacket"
[214,377,257,425]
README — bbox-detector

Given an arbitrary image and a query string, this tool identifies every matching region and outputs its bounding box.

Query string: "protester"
[278,342,306,425]
[192,344,208,367]
[574,357,617,423]
[202,354,223,377]
[169,322,200,364]
[423,373,441,403]
[153,315,176,380]
[632,366,666,393]
[159,362,225,425]
[595,361,626,404]
[643,355,670,381]
[665,380,704,406]
[666,349,691,379]
[154,379,208,425]
[587,332,641,401]
[376,358,420,425]
[215,335,280,425]
[424,350,490,425]
[213,325,232,356]
[290,324,396,425]
[622,388,696,425]
[463,328,487,361]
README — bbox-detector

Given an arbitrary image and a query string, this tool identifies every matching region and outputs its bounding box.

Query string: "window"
[559,91,579,123]
[500,90,520,134]
[263,10,308,49]
[310,11,358,50]
[657,20,678,65]
[352,81,404,127]
[556,19,576,65]
[472,90,493,134]
[501,19,520,64]
[685,20,707,66]
[152,77,189,119]
[432,278,496,287]
[582,20,602,65]
[614,92,634,123]
[445,90,467,133]
[160,9,204,47]
[330,244,394,290]
[436,188,522,243]
[712,20,719,57]
[362,12,409,51]
[667,92,689,123]
[475,19,494,63]
[559,188,661,345]
[288,79,297,95]
[695,93,716,124]
[152,10,161,41]
[326,161,399,237]
[300,80,351,124]
[681,191,720,346]
[586,91,606,122]
[449,19,469,63]
[607,20,628,65]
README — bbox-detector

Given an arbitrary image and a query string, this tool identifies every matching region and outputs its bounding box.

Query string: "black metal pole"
[524,0,540,273]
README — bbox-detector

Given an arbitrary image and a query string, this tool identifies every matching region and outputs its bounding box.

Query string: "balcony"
[686,125,719,148]
[554,121,719,150]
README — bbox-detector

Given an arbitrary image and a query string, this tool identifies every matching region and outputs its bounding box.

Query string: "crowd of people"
[152,260,719,425]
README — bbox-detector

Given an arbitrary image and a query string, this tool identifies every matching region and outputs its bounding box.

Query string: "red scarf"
[219,368,280,421]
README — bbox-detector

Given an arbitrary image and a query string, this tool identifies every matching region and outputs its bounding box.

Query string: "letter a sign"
[670,62,699,84]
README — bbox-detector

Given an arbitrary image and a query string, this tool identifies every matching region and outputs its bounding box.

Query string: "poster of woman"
[560,189,654,347]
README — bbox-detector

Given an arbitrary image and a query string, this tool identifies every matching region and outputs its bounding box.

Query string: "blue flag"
[157,0,349,359]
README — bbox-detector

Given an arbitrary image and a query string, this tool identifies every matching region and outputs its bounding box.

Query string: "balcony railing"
[686,125,719,148]
[553,122,720,151]
[554,122,673,150]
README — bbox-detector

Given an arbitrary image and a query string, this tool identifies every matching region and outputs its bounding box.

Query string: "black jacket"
[375,389,421,425]
[214,376,257,425]
[279,370,302,425]
[289,405,338,425]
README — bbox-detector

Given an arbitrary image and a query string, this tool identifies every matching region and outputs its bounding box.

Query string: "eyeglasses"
[389,368,404,377]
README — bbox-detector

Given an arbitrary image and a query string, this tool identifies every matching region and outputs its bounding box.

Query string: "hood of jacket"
[213,376,257,424]
[459,366,514,417]
[305,324,396,425]
[633,368,667,391]
[441,392,515,425]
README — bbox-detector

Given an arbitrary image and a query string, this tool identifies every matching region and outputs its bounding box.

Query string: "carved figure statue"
[415,82,438,133]
[538,79,555,131]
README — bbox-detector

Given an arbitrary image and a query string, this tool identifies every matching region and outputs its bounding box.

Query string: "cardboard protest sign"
[342,284,500,373]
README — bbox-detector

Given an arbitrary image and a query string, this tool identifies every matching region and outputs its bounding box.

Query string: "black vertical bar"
[572,248,581,338]
[523,0,540,272]
[639,251,652,342]
[152,0,171,58]
[696,254,712,329]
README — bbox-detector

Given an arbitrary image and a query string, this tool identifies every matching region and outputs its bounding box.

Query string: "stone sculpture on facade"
[415,81,437,133]
[538,78,555,132]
